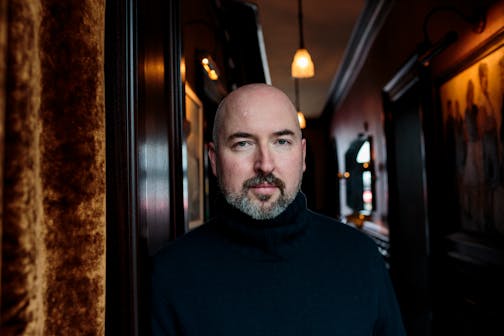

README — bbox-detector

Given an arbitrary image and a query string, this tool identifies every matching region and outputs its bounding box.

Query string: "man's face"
[209,85,306,220]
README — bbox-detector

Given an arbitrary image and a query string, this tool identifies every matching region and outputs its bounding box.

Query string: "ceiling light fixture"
[291,0,314,78]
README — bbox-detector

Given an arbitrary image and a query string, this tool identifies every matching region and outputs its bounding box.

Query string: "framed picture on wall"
[184,84,205,230]
[438,30,504,237]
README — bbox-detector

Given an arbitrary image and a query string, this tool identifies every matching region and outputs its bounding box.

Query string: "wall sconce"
[201,56,219,80]
[422,5,485,45]
[291,0,314,78]
[415,6,485,68]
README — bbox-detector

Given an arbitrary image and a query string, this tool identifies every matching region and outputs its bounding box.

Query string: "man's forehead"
[222,103,298,128]
[213,84,301,142]
[225,94,297,122]
[226,84,294,111]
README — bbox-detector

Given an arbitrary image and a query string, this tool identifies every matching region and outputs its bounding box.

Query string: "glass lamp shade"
[297,111,306,129]
[291,48,315,78]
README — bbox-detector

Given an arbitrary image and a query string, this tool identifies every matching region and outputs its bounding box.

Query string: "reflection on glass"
[363,170,373,212]
[357,141,370,163]
[344,135,375,227]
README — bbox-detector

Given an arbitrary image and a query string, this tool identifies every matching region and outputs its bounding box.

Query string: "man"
[151,84,405,335]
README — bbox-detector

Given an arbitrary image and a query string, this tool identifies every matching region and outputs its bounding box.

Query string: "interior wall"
[182,0,227,93]
[331,0,435,230]
[329,1,503,334]
[330,0,503,231]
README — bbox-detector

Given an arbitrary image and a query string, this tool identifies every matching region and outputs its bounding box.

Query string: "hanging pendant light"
[292,49,314,78]
[291,0,314,78]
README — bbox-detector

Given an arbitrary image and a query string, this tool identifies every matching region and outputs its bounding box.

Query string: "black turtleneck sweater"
[151,193,405,335]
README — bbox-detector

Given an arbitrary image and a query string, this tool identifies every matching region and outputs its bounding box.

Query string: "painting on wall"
[184,84,204,230]
[439,33,504,236]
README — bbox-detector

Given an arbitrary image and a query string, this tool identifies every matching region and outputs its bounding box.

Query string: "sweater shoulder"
[152,220,222,267]
[306,210,379,255]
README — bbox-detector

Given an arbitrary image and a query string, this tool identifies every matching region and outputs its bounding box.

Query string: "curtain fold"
[0,0,6,324]
[1,1,106,335]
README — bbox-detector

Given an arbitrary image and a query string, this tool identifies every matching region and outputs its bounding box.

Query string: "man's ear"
[208,142,218,176]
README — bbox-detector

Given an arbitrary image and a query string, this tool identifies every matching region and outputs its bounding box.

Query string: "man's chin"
[224,190,292,220]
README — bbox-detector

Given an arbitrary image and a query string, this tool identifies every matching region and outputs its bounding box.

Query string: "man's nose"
[254,144,275,174]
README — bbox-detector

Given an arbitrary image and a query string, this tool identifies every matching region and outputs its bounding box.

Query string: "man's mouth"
[243,174,285,195]
[250,183,278,196]
[252,182,276,188]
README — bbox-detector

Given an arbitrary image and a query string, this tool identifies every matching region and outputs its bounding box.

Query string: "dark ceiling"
[253,0,365,118]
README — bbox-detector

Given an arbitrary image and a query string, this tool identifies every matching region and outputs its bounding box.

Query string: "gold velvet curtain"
[0,0,106,335]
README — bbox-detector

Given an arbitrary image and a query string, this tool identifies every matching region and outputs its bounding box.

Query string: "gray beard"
[221,173,301,220]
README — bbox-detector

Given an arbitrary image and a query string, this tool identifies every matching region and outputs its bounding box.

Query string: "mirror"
[344,134,376,223]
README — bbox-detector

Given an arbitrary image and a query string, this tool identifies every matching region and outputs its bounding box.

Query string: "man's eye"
[276,139,291,145]
[232,141,251,149]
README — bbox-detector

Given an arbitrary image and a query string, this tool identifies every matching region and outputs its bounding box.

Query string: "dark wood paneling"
[105,0,183,334]
[383,52,436,336]
[105,0,140,334]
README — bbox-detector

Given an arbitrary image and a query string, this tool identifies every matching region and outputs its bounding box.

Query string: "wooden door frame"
[105,0,184,334]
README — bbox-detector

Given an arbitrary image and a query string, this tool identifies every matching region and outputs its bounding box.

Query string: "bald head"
[208,83,306,220]
[212,84,301,147]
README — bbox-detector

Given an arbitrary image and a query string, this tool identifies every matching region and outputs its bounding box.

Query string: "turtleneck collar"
[215,192,310,259]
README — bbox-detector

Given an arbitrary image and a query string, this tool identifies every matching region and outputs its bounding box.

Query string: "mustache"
[243,173,285,192]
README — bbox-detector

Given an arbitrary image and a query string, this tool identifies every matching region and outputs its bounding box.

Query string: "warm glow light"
[291,48,315,78]
[181,57,186,82]
[201,57,219,81]
[297,111,306,129]
[208,70,218,80]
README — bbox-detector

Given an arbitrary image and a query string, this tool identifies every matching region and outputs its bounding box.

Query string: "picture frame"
[438,29,504,237]
[184,84,205,230]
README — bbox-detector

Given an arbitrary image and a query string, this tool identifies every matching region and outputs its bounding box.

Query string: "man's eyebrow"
[226,129,297,143]
[227,132,254,142]
[274,129,296,137]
